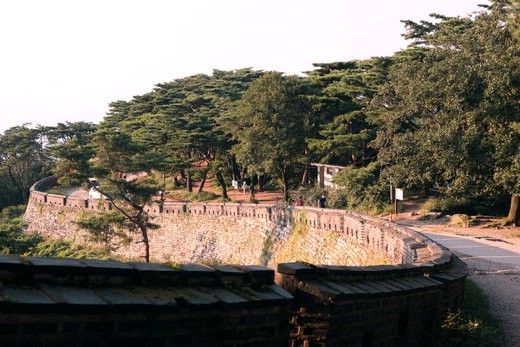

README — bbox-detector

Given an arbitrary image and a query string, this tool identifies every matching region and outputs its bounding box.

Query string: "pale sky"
[0,0,487,133]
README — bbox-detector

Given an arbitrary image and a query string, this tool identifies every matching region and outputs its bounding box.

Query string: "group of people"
[295,195,327,208]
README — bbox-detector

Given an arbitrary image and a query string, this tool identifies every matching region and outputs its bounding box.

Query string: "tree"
[103,69,264,200]
[0,125,51,206]
[88,130,163,262]
[53,125,163,262]
[306,58,392,168]
[47,122,97,186]
[231,72,310,202]
[372,1,520,222]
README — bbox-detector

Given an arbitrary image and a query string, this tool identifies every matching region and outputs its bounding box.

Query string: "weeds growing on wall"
[27,240,111,259]
[434,279,503,347]
[0,206,42,255]
[272,211,310,264]
[260,229,275,266]
[0,205,112,260]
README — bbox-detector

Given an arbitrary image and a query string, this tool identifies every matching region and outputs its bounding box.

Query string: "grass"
[507,231,520,238]
[422,197,472,214]
[434,279,503,346]
[167,190,217,202]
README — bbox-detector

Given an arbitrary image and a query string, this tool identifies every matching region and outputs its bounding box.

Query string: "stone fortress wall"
[18,176,466,346]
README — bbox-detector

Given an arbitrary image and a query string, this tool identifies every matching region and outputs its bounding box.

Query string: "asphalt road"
[420,230,520,270]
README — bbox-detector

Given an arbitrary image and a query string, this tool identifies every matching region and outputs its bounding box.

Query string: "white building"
[311,163,345,189]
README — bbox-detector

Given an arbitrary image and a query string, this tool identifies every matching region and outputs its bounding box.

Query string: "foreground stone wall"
[0,254,291,347]
[21,177,466,346]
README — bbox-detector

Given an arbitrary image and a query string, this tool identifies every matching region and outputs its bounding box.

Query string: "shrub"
[434,279,503,346]
[28,240,111,259]
[0,206,43,255]
[168,190,217,202]
[291,186,327,207]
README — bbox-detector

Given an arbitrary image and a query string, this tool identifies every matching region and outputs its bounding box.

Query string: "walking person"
[318,195,326,208]
[242,180,249,197]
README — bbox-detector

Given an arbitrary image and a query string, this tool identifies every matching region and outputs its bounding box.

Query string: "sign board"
[395,188,404,201]
[231,180,238,190]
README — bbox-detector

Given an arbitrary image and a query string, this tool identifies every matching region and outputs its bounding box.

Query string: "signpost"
[395,188,403,214]
[231,179,238,199]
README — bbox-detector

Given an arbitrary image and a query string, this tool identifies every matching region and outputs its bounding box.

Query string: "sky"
[0,0,488,133]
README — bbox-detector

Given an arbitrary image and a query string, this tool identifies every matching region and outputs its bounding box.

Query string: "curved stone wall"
[21,177,466,346]
[25,179,445,267]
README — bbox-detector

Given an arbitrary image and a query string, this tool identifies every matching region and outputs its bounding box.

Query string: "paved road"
[420,230,520,270]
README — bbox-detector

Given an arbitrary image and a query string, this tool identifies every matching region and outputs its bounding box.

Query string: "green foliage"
[75,212,132,250]
[28,239,111,259]
[0,125,53,209]
[372,2,520,218]
[422,198,473,214]
[329,162,387,212]
[47,121,97,186]
[168,190,217,202]
[0,206,112,260]
[421,197,503,216]
[0,206,42,255]
[434,279,503,347]
[306,58,391,167]
[291,186,327,207]
[231,72,310,201]
[103,68,264,199]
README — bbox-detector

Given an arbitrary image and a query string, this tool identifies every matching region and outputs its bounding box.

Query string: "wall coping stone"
[0,253,294,317]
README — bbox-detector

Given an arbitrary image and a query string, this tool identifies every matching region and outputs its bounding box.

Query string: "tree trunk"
[361,139,367,167]
[282,168,290,203]
[249,176,256,203]
[257,174,263,191]
[7,166,25,203]
[505,194,519,226]
[138,224,150,263]
[216,171,229,200]
[197,170,208,193]
[229,156,239,181]
[301,165,309,186]
[186,171,192,192]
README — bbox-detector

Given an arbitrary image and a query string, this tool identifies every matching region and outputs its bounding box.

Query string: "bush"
[0,205,111,260]
[292,163,388,212]
[291,186,327,207]
[434,279,503,346]
[168,190,217,202]
[331,163,388,213]
[422,197,473,214]
[421,196,506,216]
[28,239,111,259]
[0,206,43,255]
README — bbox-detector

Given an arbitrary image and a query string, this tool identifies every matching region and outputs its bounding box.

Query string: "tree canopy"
[3,0,518,243]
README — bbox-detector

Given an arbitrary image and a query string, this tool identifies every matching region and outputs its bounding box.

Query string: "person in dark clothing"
[318,195,326,208]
